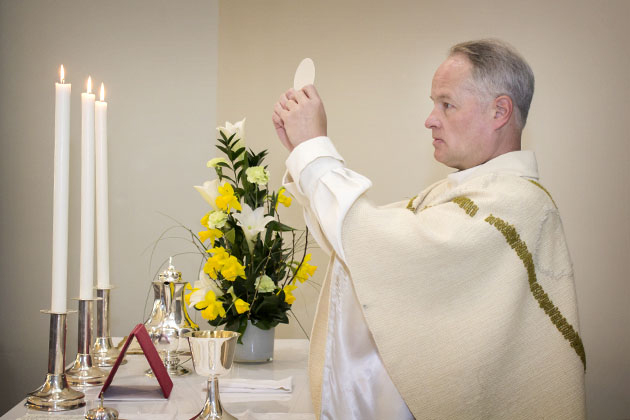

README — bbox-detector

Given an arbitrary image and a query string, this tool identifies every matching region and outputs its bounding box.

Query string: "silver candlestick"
[93,286,126,367]
[26,311,86,411]
[65,299,107,386]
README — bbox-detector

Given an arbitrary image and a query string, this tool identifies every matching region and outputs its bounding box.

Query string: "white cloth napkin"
[213,376,293,393]
[18,416,86,420]
[234,411,316,420]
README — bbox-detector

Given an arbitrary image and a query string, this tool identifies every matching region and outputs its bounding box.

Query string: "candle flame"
[100,83,105,101]
[87,76,92,94]
[60,65,65,83]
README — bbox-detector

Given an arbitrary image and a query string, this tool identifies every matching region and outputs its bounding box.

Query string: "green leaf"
[224,228,236,245]
[226,133,237,145]
[217,175,236,184]
[232,148,246,164]
[216,145,231,157]
[267,221,295,232]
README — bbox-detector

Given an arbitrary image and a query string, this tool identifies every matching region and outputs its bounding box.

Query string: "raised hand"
[272,85,327,151]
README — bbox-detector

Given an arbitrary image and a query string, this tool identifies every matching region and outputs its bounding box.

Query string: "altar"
[1,339,314,420]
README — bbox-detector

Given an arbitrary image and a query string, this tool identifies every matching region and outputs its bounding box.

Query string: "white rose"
[245,166,270,186]
[255,275,276,293]
[207,210,228,229]
[207,157,228,168]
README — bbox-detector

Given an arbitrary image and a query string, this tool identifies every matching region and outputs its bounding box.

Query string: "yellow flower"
[184,283,196,307]
[292,254,317,284]
[198,228,223,244]
[234,298,250,314]
[207,246,230,259]
[281,284,298,304]
[203,247,230,279]
[276,188,292,209]
[221,256,247,281]
[197,290,226,321]
[216,183,242,212]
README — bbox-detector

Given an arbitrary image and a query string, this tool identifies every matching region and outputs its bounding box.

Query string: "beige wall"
[0,0,627,417]
[0,0,218,413]
[217,0,629,418]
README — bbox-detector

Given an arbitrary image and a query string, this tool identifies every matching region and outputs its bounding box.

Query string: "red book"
[99,324,173,399]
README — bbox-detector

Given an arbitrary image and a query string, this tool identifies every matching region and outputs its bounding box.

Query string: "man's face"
[425,55,496,170]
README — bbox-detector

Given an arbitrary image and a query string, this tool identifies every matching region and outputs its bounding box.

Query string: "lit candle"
[80,76,95,300]
[95,83,110,289]
[51,65,71,313]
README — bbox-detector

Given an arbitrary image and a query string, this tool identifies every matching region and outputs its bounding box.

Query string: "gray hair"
[449,39,535,129]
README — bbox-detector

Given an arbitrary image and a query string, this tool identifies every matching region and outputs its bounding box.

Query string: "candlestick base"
[93,287,127,367]
[65,353,107,386]
[65,299,106,386]
[26,373,86,411]
[25,311,86,411]
[93,336,127,367]
[145,361,190,378]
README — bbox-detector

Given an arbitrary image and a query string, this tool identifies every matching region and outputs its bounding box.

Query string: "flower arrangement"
[185,118,317,340]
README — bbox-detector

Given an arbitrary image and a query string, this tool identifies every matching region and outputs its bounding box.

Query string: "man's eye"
[444,103,453,109]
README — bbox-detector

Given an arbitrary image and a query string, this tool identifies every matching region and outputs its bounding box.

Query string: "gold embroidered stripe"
[528,180,558,208]
[452,196,479,217]
[485,214,586,369]
[406,195,418,212]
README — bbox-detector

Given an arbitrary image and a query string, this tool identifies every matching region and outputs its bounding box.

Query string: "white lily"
[187,269,223,308]
[232,203,275,252]
[193,179,220,211]
[217,118,246,160]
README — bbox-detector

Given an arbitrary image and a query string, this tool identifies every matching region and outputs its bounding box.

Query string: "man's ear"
[493,95,513,130]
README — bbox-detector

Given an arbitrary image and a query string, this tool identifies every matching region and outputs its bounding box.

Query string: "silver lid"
[85,396,119,420]
[158,256,182,283]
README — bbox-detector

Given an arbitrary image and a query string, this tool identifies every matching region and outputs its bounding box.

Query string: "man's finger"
[285,99,298,110]
[274,102,285,120]
[279,93,291,110]
[294,88,308,104]
[272,110,283,127]
[302,84,319,100]
[286,88,299,102]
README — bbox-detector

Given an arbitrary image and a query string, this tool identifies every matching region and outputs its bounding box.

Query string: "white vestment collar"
[447,150,539,187]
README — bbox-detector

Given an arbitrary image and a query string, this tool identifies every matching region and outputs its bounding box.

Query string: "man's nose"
[425,110,440,129]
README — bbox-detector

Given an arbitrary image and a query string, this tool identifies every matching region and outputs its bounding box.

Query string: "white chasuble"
[283,137,586,420]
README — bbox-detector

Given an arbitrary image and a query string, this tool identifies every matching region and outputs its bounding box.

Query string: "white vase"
[233,320,275,363]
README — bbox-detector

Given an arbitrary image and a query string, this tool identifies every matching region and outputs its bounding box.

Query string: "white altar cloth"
[1,339,314,420]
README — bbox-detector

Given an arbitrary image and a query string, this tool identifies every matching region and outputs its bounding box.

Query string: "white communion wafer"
[293,58,315,90]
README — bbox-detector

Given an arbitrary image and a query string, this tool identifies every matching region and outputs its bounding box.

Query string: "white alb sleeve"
[282,137,372,261]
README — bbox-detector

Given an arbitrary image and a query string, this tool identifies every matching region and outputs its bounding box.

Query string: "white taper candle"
[51,65,71,313]
[79,76,96,300]
[95,83,110,289]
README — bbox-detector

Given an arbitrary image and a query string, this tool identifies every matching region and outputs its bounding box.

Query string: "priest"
[272,39,586,419]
